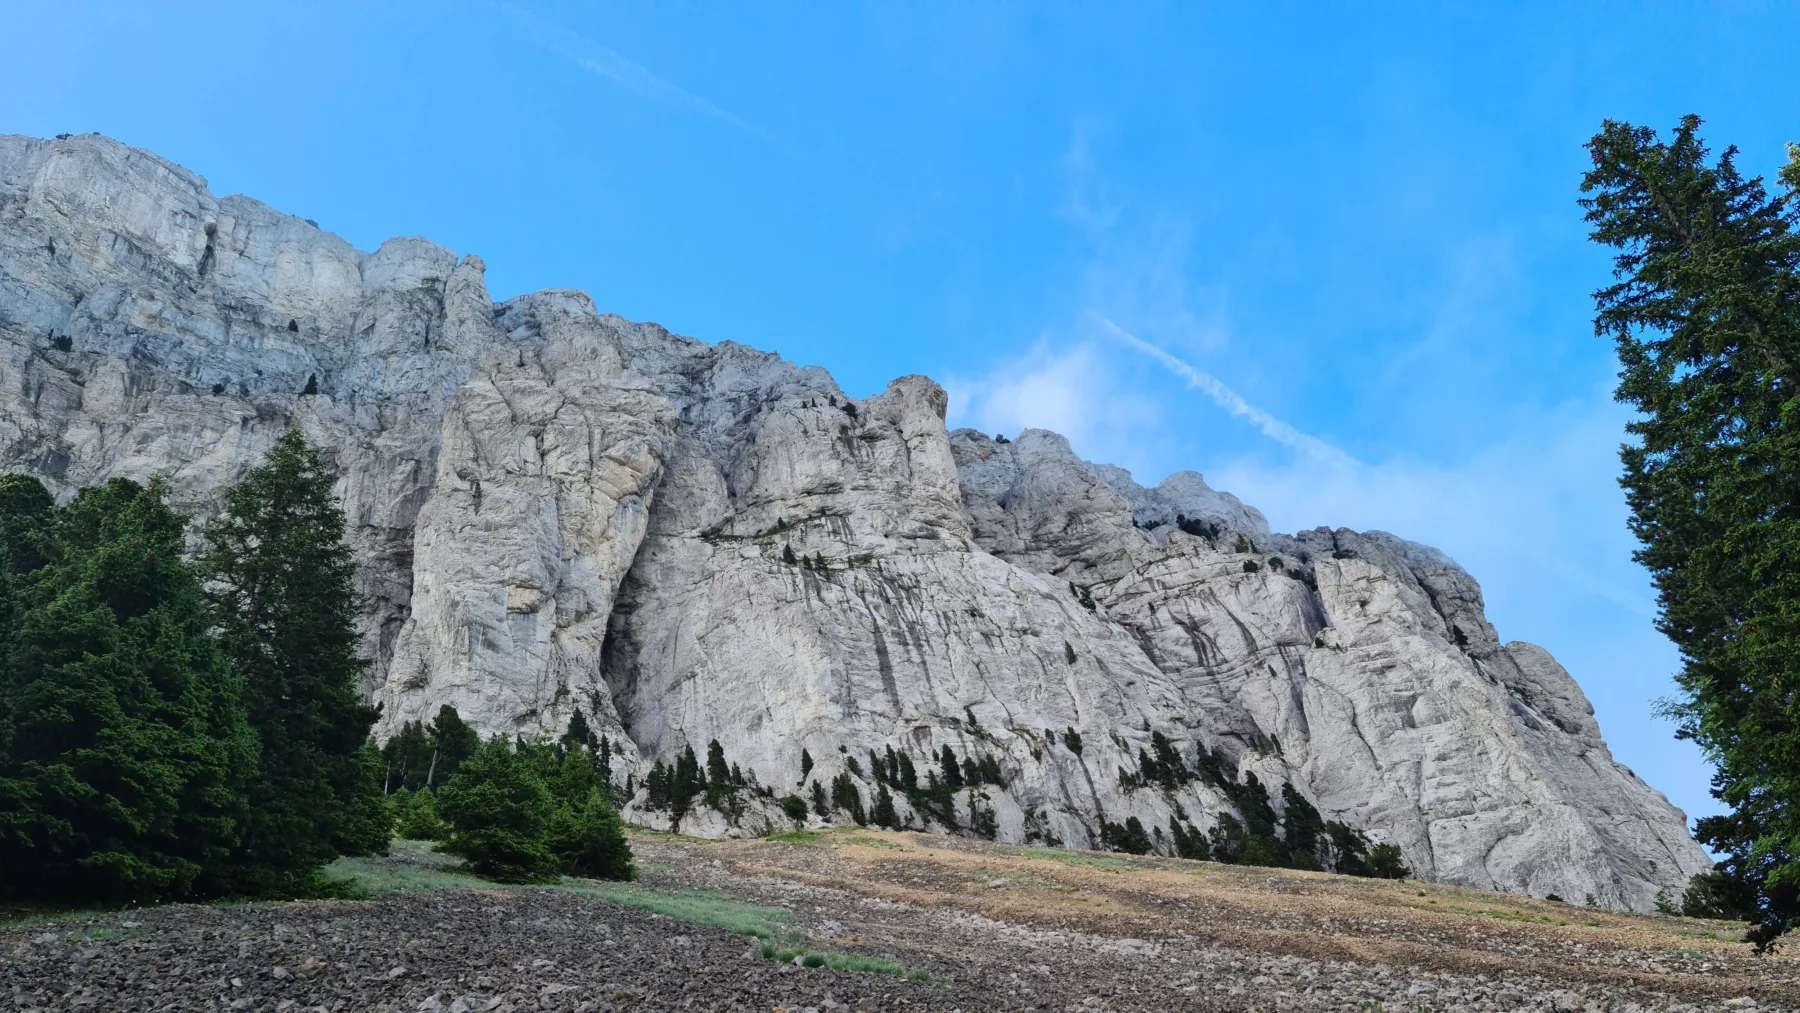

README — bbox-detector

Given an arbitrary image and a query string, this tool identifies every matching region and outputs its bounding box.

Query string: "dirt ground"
[2,828,1790,1012]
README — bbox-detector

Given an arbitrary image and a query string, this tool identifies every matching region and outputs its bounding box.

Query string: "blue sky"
[6,1,1797,827]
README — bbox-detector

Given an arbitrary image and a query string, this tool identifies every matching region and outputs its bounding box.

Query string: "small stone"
[271,966,291,980]
[389,966,408,978]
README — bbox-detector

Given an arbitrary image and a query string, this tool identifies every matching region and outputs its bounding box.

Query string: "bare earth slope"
[0,131,1707,909]
[1,831,1784,1012]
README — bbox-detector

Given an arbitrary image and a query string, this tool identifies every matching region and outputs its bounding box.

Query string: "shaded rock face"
[0,133,1710,909]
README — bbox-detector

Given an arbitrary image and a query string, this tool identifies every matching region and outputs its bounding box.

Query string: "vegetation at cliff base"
[0,431,394,905]
[1582,116,1800,945]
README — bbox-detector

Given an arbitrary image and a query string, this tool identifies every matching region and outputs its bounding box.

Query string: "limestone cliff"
[0,133,1711,909]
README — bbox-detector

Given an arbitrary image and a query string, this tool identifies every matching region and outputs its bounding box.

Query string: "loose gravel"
[3,832,1793,1012]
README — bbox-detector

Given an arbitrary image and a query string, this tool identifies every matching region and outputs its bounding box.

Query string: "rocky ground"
[2,830,1791,1012]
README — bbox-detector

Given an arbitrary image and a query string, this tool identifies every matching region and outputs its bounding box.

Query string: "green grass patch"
[757,940,925,978]
[1011,847,1143,872]
[325,855,491,895]
[558,883,795,942]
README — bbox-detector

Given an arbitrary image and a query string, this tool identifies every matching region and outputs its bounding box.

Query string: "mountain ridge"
[0,131,1710,910]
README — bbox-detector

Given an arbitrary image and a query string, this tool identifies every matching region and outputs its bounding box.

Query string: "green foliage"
[1169,819,1211,861]
[203,430,384,895]
[0,477,258,904]
[706,739,731,792]
[1582,116,1800,946]
[1584,116,1800,942]
[560,709,596,754]
[871,784,899,829]
[381,720,431,791]
[1324,820,1371,876]
[1363,843,1410,880]
[547,788,635,881]
[777,794,809,824]
[333,741,394,857]
[1099,815,1153,855]
[1063,727,1083,756]
[436,736,558,882]
[1207,812,1245,863]
[799,747,813,779]
[392,786,447,841]
[426,706,479,784]
[896,750,917,791]
[830,771,866,825]
[644,744,707,827]
[1237,834,1287,868]
[1678,866,1758,920]
[939,745,964,790]
[1281,781,1325,859]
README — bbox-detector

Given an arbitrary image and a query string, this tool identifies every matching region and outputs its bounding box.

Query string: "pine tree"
[425,705,478,787]
[1280,781,1325,861]
[0,477,258,903]
[896,750,918,791]
[381,720,430,791]
[871,785,898,829]
[547,788,635,880]
[436,736,557,881]
[560,709,596,755]
[1582,118,1800,945]
[939,745,963,789]
[706,739,731,792]
[203,429,385,894]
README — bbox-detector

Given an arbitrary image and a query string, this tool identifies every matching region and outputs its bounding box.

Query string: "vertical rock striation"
[0,133,1710,909]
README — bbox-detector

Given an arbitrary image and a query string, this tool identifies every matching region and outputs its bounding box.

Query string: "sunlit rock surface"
[0,133,1710,909]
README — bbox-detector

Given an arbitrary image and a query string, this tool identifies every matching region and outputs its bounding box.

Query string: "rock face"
[0,134,1711,909]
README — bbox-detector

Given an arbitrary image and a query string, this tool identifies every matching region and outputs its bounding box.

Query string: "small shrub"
[393,786,447,841]
[547,788,636,881]
[1678,867,1756,920]
[777,794,809,823]
[1100,816,1153,855]
[1242,560,1260,573]
[1364,843,1410,880]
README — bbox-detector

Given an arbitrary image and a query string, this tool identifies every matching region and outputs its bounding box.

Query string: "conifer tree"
[437,736,556,881]
[706,739,731,791]
[1582,118,1800,944]
[425,705,478,787]
[560,708,596,755]
[203,429,386,894]
[0,477,258,903]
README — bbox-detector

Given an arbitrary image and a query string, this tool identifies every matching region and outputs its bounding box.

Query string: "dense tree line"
[1581,117,1800,944]
[0,431,387,903]
[1105,733,1406,877]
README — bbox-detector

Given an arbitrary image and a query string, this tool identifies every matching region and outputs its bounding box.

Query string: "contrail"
[1093,314,1358,468]
[501,4,763,136]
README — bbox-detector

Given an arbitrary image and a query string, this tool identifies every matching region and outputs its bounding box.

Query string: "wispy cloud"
[501,4,762,135]
[1092,315,1358,468]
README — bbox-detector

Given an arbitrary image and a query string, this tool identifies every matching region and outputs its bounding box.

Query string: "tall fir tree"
[426,704,479,787]
[1582,117,1800,944]
[0,477,257,903]
[203,430,387,893]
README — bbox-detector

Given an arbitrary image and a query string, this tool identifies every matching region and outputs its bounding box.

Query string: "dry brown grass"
[660,827,1799,1006]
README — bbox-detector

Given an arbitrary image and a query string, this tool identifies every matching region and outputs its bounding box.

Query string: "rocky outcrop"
[0,133,1711,907]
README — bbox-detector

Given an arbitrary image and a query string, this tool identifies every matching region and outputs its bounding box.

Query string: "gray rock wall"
[0,133,1711,909]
